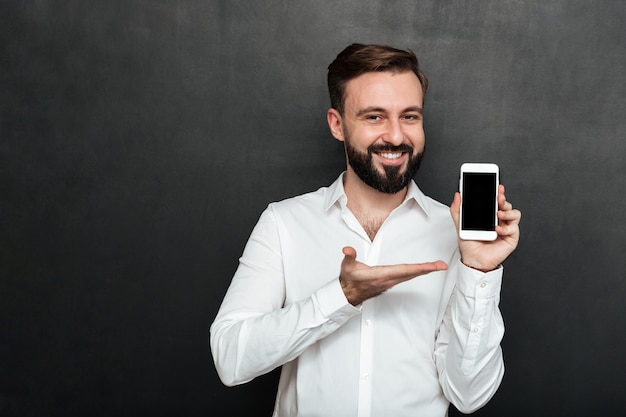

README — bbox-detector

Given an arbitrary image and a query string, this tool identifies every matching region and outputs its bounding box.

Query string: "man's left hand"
[450,184,521,272]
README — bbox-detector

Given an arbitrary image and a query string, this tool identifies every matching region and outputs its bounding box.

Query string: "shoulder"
[267,186,329,216]
[248,187,330,243]
[267,175,343,216]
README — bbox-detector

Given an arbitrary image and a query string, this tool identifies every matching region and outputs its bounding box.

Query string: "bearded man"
[210,43,522,417]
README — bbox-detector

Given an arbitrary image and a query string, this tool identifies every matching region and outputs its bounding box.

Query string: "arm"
[210,206,451,386]
[209,207,360,386]
[434,261,505,413]
[435,184,521,412]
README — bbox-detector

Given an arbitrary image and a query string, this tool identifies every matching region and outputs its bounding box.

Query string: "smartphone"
[459,163,499,241]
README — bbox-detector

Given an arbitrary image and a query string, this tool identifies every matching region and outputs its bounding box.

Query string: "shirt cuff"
[456,259,503,299]
[312,278,361,323]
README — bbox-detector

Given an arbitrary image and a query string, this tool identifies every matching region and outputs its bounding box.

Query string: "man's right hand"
[339,246,448,306]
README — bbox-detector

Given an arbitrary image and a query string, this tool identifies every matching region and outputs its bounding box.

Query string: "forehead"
[343,71,423,112]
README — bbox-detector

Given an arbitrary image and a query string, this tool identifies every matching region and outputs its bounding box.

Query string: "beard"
[345,134,424,194]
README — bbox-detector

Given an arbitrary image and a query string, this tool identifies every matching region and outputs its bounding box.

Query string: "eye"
[402,113,422,122]
[365,114,382,122]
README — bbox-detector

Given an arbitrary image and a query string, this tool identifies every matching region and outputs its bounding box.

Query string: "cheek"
[349,126,382,147]
[406,127,425,146]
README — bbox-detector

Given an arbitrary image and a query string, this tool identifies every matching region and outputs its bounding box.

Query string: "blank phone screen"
[462,173,497,230]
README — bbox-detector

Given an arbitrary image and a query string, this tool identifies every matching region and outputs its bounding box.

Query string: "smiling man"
[210,44,521,417]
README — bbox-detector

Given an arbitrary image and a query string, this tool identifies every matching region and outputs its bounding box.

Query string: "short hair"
[327,43,428,114]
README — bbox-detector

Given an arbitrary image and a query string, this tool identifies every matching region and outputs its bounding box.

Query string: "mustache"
[367,143,414,154]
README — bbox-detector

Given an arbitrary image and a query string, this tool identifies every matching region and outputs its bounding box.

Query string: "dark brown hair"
[327,43,428,114]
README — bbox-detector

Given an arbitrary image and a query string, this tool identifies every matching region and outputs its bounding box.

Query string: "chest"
[275,206,457,305]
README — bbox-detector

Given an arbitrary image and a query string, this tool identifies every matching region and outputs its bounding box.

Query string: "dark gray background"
[2,1,624,416]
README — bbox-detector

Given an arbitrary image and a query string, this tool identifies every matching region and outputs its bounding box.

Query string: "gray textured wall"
[2,1,625,415]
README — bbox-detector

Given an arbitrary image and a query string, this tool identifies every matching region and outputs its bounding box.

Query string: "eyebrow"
[355,106,423,117]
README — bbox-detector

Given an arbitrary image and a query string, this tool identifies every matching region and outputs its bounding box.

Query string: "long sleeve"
[434,260,505,414]
[209,208,360,387]
[210,178,509,416]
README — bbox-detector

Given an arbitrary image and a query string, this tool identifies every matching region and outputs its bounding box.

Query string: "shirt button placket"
[357,239,378,417]
[358,312,374,417]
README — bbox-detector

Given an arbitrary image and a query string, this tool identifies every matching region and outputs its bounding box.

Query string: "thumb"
[342,246,357,260]
[340,246,359,277]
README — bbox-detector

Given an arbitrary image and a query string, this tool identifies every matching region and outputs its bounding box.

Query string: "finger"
[498,208,522,224]
[497,184,508,206]
[382,260,448,282]
[496,210,521,234]
[498,199,513,212]
[496,223,520,238]
[429,260,449,271]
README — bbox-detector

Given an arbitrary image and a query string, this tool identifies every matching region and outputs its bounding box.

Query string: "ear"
[327,108,345,142]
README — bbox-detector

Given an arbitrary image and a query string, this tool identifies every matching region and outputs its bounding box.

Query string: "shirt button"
[480,282,487,288]
[365,319,372,326]
[361,372,369,380]
[472,327,480,333]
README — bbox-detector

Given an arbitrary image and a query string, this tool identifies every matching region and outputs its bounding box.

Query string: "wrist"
[460,259,499,273]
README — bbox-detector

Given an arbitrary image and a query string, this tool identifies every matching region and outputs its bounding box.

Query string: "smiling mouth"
[369,143,414,156]
[374,150,410,166]
[368,144,414,166]
[378,152,404,160]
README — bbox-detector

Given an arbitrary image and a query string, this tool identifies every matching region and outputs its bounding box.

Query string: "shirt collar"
[324,173,432,217]
[324,173,348,211]
[404,179,432,217]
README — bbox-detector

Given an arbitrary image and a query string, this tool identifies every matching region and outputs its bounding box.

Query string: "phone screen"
[462,172,497,230]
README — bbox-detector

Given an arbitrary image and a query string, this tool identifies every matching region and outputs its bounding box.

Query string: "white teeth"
[380,152,402,159]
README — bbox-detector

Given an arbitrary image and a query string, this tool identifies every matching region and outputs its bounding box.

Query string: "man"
[210,43,521,416]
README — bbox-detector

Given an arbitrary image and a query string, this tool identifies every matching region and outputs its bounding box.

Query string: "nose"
[383,119,405,145]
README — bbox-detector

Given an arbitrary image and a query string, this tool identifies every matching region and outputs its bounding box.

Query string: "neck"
[343,169,408,239]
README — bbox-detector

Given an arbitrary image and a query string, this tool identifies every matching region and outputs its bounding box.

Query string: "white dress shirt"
[210,174,505,417]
